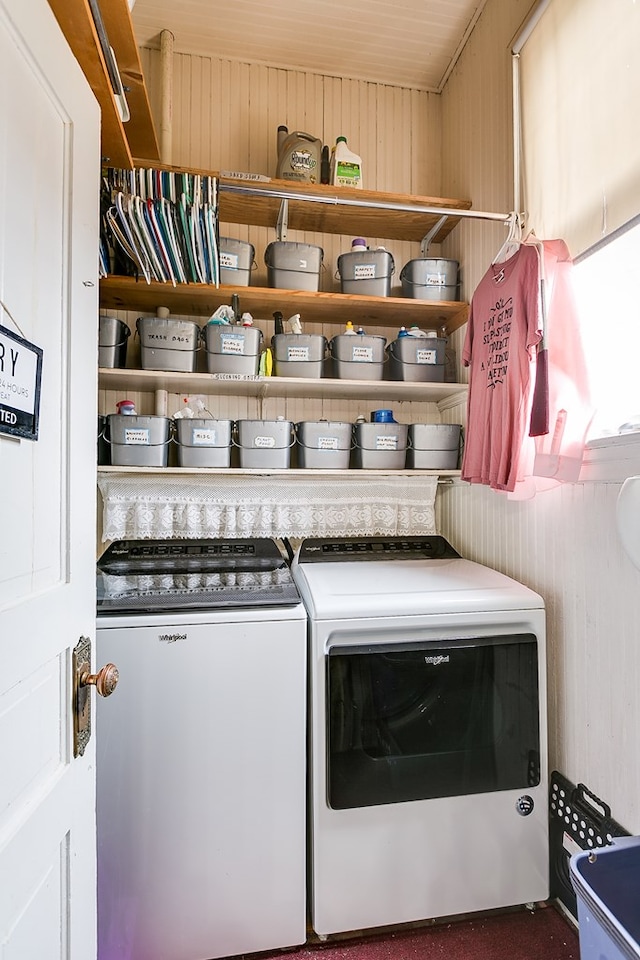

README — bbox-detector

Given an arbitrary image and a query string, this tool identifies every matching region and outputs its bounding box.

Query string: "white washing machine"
[96,538,307,960]
[292,535,548,938]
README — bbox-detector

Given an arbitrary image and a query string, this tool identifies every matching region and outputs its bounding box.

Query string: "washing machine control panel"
[297,535,460,562]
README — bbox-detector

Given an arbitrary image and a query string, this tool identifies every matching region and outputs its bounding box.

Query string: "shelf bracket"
[276,199,289,241]
[420,215,449,256]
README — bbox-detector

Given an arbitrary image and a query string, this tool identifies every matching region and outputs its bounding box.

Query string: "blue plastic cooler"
[570,836,640,960]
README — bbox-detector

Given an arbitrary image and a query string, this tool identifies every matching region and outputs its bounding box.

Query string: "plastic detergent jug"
[276,126,323,183]
[330,136,363,189]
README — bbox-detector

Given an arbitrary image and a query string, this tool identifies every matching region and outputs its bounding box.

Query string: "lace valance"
[98,474,438,542]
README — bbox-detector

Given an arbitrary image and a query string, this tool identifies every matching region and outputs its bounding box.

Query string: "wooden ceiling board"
[130,0,489,92]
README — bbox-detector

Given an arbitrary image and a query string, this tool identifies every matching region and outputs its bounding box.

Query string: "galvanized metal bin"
[99,316,131,368]
[400,258,459,301]
[264,241,324,292]
[352,421,408,469]
[136,316,201,372]
[329,333,387,380]
[204,325,263,376]
[272,333,327,378]
[108,415,172,467]
[337,249,394,297]
[406,423,461,469]
[387,334,447,382]
[235,419,295,469]
[296,420,352,469]
[219,237,255,286]
[174,417,233,468]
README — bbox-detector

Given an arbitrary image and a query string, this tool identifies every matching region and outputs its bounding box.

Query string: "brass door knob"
[79,663,119,697]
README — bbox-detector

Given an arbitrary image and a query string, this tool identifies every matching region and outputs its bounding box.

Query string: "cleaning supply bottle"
[351,237,367,252]
[116,399,136,415]
[344,320,356,335]
[330,137,363,189]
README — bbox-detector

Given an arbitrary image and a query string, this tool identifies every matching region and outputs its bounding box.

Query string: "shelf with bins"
[98,366,468,409]
[99,276,469,334]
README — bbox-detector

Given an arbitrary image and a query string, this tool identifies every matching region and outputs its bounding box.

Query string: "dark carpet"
[259,905,579,960]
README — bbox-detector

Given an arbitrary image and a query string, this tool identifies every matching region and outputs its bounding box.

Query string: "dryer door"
[327,633,540,809]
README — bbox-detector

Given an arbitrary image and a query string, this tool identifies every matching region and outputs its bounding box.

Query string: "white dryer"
[292,535,548,938]
[96,538,307,960]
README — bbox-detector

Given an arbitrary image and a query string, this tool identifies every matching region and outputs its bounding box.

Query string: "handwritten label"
[416,348,437,365]
[287,346,310,362]
[254,435,276,448]
[192,429,216,446]
[354,263,376,279]
[351,345,373,363]
[375,435,398,450]
[220,333,246,355]
[220,252,239,270]
[124,429,150,446]
[318,436,339,450]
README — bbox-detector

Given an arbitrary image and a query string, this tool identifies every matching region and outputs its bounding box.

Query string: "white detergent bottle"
[330,136,363,189]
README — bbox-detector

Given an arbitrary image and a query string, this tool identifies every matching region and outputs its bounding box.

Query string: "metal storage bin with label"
[235,419,294,469]
[218,237,255,286]
[108,415,171,467]
[272,333,327,378]
[337,249,394,297]
[296,420,352,469]
[400,258,459,301]
[264,241,324,292]
[136,317,201,372]
[204,325,263,376]
[387,334,447,382]
[329,333,387,380]
[174,418,233,468]
[99,316,131,368]
[406,423,461,469]
[352,421,408,469]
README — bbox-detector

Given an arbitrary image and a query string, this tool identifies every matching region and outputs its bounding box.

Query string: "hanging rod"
[219,181,511,224]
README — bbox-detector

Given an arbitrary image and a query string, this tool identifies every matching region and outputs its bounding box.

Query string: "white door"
[0,0,101,957]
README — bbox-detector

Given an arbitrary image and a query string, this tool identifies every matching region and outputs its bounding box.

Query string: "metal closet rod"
[219,181,511,224]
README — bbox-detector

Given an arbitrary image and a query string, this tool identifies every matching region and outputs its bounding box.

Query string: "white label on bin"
[220,252,239,270]
[354,263,376,279]
[416,348,437,365]
[287,345,310,362]
[220,333,246,355]
[426,272,446,286]
[192,428,216,446]
[375,435,398,450]
[254,435,276,448]
[124,428,150,445]
[298,259,308,269]
[352,345,373,362]
[318,436,339,450]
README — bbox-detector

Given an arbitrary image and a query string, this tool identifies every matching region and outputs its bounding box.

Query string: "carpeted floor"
[257,905,580,960]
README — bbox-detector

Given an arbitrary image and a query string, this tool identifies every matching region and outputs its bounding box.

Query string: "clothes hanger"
[491,211,522,274]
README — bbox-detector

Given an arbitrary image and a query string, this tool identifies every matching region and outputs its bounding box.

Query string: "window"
[573,220,640,441]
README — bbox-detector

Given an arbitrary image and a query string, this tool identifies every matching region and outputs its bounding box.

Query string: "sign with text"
[0,324,43,441]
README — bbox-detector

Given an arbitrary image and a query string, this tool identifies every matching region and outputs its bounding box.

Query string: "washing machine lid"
[97,538,300,615]
[292,536,544,619]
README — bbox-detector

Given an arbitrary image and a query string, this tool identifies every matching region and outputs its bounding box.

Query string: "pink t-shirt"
[461,245,542,492]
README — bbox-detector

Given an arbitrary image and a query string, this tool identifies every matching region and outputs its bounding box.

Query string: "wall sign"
[0,323,43,441]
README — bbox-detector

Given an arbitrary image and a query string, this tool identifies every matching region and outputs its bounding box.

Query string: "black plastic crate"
[549,771,629,921]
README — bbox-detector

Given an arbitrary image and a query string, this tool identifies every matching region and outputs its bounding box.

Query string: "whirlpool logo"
[424,654,450,665]
[159,633,187,643]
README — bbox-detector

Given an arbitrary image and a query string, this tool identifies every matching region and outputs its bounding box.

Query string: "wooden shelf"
[217,177,472,244]
[98,367,468,409]
[99,276,469,334]
[98,466,460,478]
[48,0,160,168]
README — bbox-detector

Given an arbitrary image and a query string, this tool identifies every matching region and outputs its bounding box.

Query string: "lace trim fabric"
[98,475,438,541]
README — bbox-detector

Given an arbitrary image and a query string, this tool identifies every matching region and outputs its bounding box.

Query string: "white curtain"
[519,0,640,258]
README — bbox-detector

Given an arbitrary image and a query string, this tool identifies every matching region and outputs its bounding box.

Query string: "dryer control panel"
[297,535,460,562]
